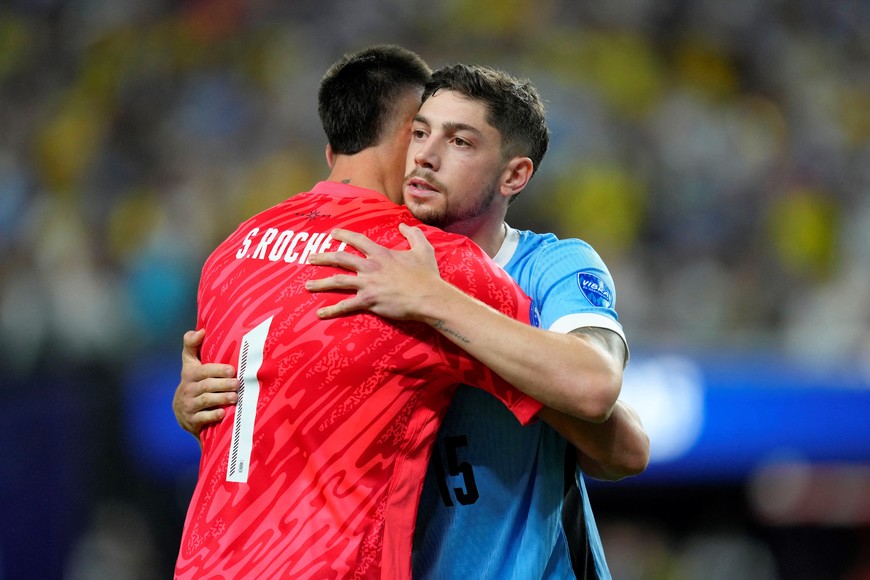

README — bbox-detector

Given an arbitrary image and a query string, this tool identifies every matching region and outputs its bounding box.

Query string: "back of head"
[319,45,431,156]
[423,64,550,176]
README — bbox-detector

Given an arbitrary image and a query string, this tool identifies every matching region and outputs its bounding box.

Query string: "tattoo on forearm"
[433,320,470,344]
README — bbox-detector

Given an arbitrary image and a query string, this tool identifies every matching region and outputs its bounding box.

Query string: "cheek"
[453,162,494,190]
[404,148,418,175]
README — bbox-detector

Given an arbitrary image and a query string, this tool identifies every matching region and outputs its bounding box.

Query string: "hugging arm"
[173,327,648,478]
[306,224,649,478]
[307,225,620,422]
[172,329,239,442]
[535,327,647,480]
[537,401,648,481]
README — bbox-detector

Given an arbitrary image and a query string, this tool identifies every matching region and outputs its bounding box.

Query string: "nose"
[413,141,439,171]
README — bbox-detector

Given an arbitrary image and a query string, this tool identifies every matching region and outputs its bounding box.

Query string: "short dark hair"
[318,45,431,155]
[422,64,549,176]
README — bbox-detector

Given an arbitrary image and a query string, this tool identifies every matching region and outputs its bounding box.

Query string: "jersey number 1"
[226,316,273,483]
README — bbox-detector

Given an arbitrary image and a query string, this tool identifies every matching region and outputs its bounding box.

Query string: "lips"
[404,176,440,199]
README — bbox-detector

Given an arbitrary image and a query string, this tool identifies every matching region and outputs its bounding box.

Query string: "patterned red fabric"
[175,182,539,579]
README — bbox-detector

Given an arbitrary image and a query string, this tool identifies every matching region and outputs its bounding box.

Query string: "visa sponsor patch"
[577,272,613,308]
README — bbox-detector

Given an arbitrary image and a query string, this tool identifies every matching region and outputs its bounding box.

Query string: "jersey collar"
[310,181,386,201]
[492,224,519,268]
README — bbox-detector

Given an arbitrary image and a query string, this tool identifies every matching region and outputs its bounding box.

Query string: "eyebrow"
[414,114,485,138]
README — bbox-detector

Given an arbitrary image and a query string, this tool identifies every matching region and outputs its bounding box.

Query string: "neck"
[444,214,509,258]
[327,149,401,204]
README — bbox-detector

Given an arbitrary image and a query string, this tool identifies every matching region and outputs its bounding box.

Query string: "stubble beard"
[405,169,500,230]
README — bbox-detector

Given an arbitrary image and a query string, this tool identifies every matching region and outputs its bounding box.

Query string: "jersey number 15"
[433,435,480,506]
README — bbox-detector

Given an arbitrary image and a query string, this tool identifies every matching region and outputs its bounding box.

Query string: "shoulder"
[428,231,503,279]
[414,224,528,305]
[532,231,599,259]
[410,222,494,266]
[512,229,609,274]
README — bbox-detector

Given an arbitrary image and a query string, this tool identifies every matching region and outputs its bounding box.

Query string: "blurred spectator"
[2,0,867,369]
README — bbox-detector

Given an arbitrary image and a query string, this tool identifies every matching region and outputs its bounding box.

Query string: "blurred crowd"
[1,0,868,377]
[2,1,868,578]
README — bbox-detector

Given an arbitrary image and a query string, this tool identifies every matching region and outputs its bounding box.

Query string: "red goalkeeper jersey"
[175,182,540,579]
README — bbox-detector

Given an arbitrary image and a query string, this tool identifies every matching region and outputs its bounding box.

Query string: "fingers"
[183,405,229,437]
[310,226,425,269]
[181,329,204,363]
[176,328,238,436]
[315,298,360,319]
[180,329,236,380]
[183,329,205,348]
[189,408,228,431]
[175,378,237,424]
[398,223,428,247]
[305,273,359,293]
[183,370,238,397]
[198,363,237,382]
[174,375,237,436]
[328,228,377,254]
[307,250,364,271]
[398,223,437,262]
[194,389,238,411]
[181,358,236,382]
[195,371,239,392]
[178,366,237,400]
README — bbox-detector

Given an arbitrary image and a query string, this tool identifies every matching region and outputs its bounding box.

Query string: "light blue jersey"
[413,226,626,580]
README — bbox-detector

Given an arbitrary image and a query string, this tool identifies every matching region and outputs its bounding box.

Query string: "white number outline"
[226,316,273,482]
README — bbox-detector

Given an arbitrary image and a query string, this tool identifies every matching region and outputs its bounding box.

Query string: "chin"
[409,207,442,228]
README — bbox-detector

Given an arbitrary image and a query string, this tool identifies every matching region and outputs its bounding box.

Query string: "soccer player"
[174,61,649,578]
[306,64,648,579]
[174,45,641,579]
[174,46,551,579]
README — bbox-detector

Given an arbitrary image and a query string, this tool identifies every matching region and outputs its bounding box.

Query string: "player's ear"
[325,144,335,168]
[500,157,534,198]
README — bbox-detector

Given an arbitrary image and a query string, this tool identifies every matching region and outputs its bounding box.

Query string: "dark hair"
[318,45,431,155]
[422,64,549,176]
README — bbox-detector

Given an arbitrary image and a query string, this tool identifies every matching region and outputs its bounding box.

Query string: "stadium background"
[1,0,868,578]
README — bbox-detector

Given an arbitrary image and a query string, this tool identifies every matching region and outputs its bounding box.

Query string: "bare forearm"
[538,402,649,481]
[419,280,622,422]
[305,227,623,422]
